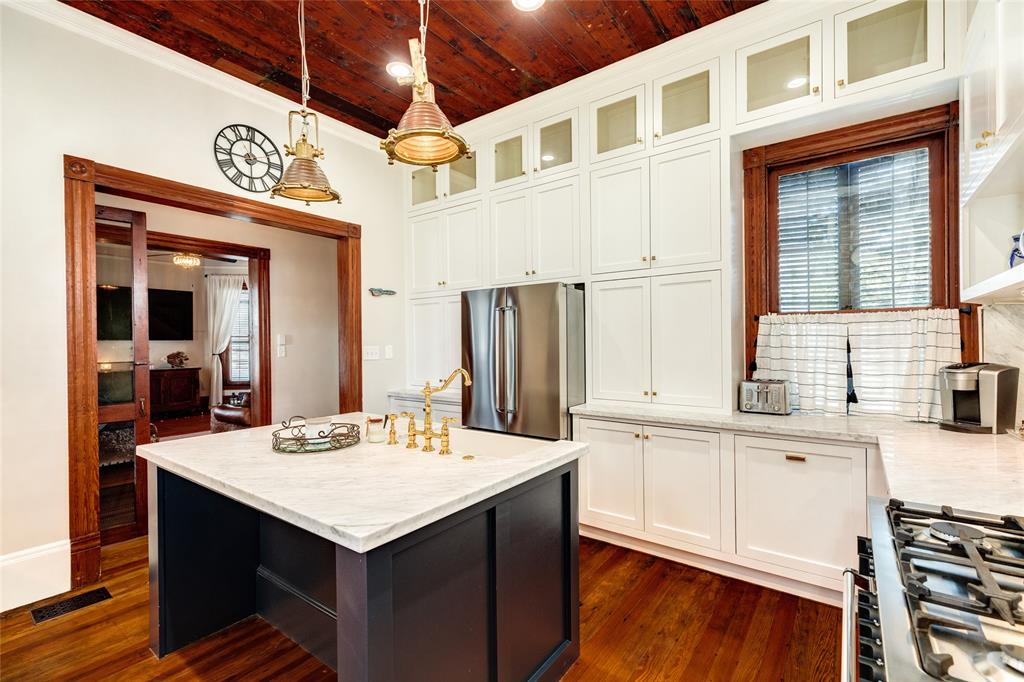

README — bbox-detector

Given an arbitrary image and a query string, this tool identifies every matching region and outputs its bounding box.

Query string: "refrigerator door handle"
[493,307,505,413]
[505,306,518,414]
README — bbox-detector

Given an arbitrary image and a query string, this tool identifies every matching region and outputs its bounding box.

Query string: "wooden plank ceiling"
[63,0,767,137]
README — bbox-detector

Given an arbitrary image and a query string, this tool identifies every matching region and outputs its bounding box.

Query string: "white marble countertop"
[387,387,461,404]
[139,412,586,553]
[571,403,1024,515]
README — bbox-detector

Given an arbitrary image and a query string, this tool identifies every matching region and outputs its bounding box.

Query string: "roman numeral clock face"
[213,124,283,193]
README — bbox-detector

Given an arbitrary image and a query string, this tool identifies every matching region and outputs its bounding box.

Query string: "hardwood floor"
[0,537,839,681]
[152,412,211,440]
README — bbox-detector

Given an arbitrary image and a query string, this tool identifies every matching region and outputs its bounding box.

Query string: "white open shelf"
[962,265,1024,305]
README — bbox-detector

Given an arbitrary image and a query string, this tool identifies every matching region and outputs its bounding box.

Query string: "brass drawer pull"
[785,454,806,463]
[634,432,640,439]
[643,433,650,440]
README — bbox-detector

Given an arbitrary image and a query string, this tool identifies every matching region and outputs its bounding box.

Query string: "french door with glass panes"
[95,205,151,544]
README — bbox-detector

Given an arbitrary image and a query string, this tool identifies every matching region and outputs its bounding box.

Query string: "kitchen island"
[138,413,586,681]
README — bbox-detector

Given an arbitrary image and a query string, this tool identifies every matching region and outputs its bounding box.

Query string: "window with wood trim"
[221,286,251,388]
[743,102,977,376]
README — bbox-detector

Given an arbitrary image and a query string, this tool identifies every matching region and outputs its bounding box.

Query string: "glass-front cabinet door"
[446,153,478,200]
[835,0,943,98]
[590,85,646,163]
[410,166,440,211]
[736,23,822,123]
[653,59,719,147]
[492,127,529,189]
[532,109,578,178]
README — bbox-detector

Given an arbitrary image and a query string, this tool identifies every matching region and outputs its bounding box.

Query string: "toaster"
[739,379,792,415]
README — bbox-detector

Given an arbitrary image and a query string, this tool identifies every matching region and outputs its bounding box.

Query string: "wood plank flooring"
[0,536,839,681]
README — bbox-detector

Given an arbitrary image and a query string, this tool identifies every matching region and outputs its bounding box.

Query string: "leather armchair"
[210,393,252,433]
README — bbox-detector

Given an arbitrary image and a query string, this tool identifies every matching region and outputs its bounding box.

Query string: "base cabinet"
[734,435,866,581]
[578,419,644,531]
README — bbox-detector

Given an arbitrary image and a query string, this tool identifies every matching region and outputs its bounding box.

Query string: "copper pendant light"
[380,0,471,169]
[270,0,341,205]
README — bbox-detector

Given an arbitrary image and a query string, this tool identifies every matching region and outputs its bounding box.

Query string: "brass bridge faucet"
[405,368,472,453]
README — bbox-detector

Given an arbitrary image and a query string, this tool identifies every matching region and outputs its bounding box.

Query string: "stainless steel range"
[844,499,1024,682]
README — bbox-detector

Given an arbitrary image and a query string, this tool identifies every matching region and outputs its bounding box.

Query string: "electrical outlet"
[363,345,381,361]
[277,345,287,358]
[384,344,394,359]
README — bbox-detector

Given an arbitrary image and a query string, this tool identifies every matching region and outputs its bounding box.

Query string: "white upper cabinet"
[408,294,462,386]
[531,177,580,280]
[409,203,484,294]
[834,0,943,98]
[737,23,822,123]
[734,436,867,583]
[446,153,479,201]
[650,140,721,268]
[490,190,532,284]
[653,59,719,146]
[410,167,441,211]
[643,426,721,551]
[961,1,999,194]
[590,85,646,163]
[650,271,723,409]
[444,202,484,290]
[590,278,651,402]
[591,159,650,274]
[491,127,529,190]
[578,418,645,531]
[409,212,444,292]
[532,109,579,179]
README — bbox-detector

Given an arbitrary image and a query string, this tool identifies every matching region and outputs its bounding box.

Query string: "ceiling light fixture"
[380,0,471,169]
[269,0,341,205]
[512,0,545,11]
[786,76,808,89]
[172,253,203,269]
[386,61,414,79]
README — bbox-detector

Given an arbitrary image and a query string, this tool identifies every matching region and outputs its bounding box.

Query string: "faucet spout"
[433,368,472,394]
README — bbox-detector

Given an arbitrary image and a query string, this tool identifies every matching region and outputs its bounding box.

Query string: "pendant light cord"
[298,0,310,109]
[419,0,429,68]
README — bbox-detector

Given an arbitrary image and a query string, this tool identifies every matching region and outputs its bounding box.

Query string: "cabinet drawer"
[734,436,866,581]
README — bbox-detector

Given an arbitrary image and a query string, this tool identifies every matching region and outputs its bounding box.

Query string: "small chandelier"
[172,253,203,269]
[380,0,471,169]
[270,0,341,205]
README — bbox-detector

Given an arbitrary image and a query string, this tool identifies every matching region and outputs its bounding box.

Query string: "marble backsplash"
[982,303,1024,423]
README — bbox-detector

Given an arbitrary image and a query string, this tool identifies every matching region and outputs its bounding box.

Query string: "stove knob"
[744,402,752,409]
[773,405,780,412]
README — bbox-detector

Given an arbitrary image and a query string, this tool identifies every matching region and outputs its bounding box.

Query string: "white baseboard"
[0,540,71,612]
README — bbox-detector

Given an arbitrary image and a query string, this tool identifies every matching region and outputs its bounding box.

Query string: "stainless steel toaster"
[738,379,792,415]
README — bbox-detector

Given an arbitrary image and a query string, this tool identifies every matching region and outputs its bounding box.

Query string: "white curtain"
[206,274,246,406]
[753,313,849,415]
[848,309,961,421]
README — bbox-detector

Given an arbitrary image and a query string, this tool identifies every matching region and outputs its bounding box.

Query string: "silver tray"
[271,416,360,454]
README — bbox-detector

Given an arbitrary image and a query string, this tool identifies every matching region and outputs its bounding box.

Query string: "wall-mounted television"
[97,287,194,340]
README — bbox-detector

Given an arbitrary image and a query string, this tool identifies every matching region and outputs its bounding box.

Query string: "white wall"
[0,2,405,610]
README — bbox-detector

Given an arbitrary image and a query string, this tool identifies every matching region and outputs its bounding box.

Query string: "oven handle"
[840,568,864,682]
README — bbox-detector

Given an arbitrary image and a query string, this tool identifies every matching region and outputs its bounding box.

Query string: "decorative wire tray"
[272,416,360,454]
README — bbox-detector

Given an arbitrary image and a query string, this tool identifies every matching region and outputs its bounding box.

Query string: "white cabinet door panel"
[409,213,444,293]
[408,297,449,385]
[735,436,867,581]
[591,160,650,274]
[650,141,721,268]
[643,426,721,551]
[590,278,651,402]
[444,296,462,379]
[736,23,823,123]
[444,202,483,290]
[532,177,579,280]
[578,419,644,531]
[490,191,532,284]
[651,272,722,409]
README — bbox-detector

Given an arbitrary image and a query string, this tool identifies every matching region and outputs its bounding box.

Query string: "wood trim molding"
[248,257,272,427]
[742,102,974,376]
[65,155,361,587]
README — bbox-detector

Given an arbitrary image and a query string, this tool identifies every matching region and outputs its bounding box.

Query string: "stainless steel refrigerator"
[462,282,584,440]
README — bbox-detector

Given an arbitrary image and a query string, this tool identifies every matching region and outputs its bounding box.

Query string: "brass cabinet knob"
[636,137,643,144]
[643,433,650,440]
[443,192,448,197]
[434,195,439,200]
[641,255,648,262]
[634,432,640,439]
[643,390,650,396]
[976,141,989,149]
[437,281,442,286]
[837,79,845,87]
[812,85,820,94]
[534,167,539,172]
[654,132,661,139]
[651,255,657,261]
[982,130,995,139]
[652,391,658,396]
[525,270,530,276]
[531,269,537,275]
[521,170,527,175]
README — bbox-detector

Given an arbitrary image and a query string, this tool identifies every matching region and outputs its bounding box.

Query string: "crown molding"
[5,0,384,152]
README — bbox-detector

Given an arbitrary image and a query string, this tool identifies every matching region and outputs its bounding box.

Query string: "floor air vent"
[30,587,112,624]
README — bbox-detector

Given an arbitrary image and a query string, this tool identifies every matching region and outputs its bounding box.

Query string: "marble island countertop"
[138,412,586,553]
[570,403,1024,515]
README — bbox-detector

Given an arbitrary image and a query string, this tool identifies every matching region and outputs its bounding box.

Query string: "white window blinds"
[777,147,931,312]
[229,288,250,383]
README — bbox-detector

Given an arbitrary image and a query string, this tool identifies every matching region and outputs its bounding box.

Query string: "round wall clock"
[213,124,283,193]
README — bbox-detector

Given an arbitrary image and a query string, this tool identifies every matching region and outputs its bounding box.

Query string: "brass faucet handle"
[386,414,399,445]
[400,411,418,449]
[439,417,457,455]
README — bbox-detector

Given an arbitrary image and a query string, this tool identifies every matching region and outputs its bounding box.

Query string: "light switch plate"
[384,344,394,359]
[277,345,287,358]
[363,345,381,361]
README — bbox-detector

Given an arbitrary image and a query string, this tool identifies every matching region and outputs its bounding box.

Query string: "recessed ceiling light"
[512,0,544,11]
[386,61,414,79]
[541,154,555,161]
[786,76,808,89]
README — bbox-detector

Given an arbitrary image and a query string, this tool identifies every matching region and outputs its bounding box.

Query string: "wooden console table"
[150,367,201,416]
